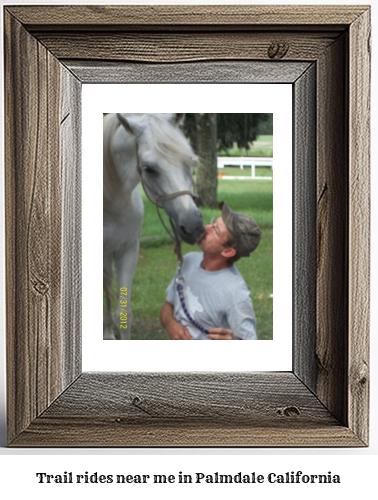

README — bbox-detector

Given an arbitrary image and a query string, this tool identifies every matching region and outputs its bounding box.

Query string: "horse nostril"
[179,225,190,236]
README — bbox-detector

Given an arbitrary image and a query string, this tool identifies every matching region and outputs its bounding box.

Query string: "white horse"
[103,113,205,340]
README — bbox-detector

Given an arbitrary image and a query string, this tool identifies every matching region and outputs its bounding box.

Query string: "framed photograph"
[4,5,370,447]
[85,86,290,372]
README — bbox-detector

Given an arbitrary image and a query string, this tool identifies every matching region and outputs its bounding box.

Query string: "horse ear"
[174,113,185,125]
[117,113,144,136]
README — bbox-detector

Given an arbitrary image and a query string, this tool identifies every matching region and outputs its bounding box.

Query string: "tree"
[184,113,271,153]
[257,113,273,135]
[217,113,270,151]
[194,113,218,207]
[182,113,271,207]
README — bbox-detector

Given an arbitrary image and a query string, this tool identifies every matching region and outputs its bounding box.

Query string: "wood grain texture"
[35,32,339,63]
[7,5,367,29]
[348,8,371,445]
[316,34,348,426]
[65,60,312,84]
[293,64,317,391]
[11,419,364,448]
[4,11,81,444]
[60,68,82,388]
[11,373,363,447]
[4,5,370,447]
[5,12,62,442]
[41,373,336,422]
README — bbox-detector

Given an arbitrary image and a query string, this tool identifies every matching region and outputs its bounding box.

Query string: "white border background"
[83,84,292,372]
[0,2,377,498]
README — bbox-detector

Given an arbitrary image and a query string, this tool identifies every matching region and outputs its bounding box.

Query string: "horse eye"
[143,165,156,174]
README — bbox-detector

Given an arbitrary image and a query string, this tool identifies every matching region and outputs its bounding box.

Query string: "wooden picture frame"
[4,5,370,447]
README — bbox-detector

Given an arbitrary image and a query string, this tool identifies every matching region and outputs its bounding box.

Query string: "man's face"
[198,216,233,256]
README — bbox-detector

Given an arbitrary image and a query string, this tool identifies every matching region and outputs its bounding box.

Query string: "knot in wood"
[132,395,142,406]
[276,406,300,417]
[268,42,289,59]
[33,280,49,295]
[352,361,368,390]
[130,394,153,416]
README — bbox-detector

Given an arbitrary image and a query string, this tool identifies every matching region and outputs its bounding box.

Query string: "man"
[160,201,261,340]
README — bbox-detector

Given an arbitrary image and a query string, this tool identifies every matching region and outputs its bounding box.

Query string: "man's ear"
[221,247,236,259]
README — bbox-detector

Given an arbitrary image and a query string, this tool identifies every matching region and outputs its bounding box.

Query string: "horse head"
[117,113,206,245]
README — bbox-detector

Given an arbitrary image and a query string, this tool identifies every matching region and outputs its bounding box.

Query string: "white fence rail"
[217,157,273,180]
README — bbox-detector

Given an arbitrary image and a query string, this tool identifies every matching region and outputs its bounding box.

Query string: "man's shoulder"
[225,265,250,293]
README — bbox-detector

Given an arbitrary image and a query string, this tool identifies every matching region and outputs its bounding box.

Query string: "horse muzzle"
[178,224,206,245]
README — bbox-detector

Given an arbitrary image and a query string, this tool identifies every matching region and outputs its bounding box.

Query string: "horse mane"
[147,114,195,170]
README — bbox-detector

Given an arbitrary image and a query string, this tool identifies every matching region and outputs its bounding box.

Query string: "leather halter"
[135,164,198,208]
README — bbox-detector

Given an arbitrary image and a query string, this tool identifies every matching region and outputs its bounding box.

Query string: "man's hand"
[160,301,192,340]
[167,321,192,340]
[207,327,236,340]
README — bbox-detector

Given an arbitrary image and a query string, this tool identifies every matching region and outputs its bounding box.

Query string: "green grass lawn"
[105,177,273,340]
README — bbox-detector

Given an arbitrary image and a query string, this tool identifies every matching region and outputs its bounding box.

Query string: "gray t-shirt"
[166,252,257,340]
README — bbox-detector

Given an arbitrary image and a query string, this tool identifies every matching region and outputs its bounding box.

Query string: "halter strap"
[136,163,187,265]
[135,164,198,206]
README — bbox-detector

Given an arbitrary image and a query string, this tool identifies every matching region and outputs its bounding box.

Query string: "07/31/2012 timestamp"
[120,287,127,329]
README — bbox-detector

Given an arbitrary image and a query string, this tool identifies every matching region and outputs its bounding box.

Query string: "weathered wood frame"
[4,5,370,447]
